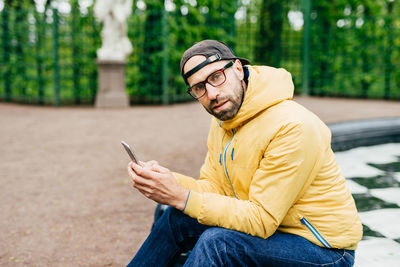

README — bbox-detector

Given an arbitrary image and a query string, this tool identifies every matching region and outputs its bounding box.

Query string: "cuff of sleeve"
[183,190,191,212]
[182,190,203,219]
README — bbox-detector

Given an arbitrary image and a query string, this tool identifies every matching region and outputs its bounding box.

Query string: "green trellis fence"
[0,0,399,106]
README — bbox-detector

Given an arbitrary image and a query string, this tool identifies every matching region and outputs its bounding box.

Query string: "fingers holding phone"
[122,140,189,210]
[127,162,155,189]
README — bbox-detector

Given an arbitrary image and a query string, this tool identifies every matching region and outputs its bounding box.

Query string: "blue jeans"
[127,207,355,267]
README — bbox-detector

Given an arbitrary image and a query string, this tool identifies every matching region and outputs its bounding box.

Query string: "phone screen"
[121,141,139,164]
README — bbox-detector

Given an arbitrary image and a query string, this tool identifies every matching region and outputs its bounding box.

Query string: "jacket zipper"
[300,217,332,248]
[222,129,238,199]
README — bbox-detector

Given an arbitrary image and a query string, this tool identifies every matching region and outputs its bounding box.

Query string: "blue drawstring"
[231,129,236,161]
[219,154,222,165]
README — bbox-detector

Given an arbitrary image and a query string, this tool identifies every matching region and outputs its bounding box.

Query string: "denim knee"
[196,228,229,254]
[187,228,231,266]
[198,228,228,243]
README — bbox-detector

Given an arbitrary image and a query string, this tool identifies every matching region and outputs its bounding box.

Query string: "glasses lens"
[207,70,225,87]
[189,83,206,98]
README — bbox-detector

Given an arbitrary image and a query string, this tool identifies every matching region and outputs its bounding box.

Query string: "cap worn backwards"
[180,40,250,85]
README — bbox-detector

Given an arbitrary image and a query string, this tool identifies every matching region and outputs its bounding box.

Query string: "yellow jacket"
[174,66,362,250]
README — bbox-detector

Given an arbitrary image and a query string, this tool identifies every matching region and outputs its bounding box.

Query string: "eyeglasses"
[187,61,234,99]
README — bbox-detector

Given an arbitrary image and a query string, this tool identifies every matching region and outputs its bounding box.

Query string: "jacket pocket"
[300,217,332,248]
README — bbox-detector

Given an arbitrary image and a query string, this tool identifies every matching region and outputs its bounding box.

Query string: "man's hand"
[127,160,189,211]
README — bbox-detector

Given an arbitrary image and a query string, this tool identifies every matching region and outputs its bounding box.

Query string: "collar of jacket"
[219,65,294,131]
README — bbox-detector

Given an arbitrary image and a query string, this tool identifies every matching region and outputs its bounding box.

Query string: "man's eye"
[192,83,205,92]
[209,71,223,83]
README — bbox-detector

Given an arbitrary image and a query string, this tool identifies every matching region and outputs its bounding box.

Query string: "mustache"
[209,96,229,110]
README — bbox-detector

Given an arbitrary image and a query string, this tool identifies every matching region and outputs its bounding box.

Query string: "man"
[127,40,362,266]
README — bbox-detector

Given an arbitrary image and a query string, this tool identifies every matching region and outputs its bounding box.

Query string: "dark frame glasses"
[187,61,234,99]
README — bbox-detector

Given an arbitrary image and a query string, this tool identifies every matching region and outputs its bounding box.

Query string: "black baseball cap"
[180,40,250,85]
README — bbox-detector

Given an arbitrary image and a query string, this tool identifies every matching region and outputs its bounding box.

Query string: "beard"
[205,82,245,121]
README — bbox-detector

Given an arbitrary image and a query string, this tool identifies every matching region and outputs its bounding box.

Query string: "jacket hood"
[220,66,294,130]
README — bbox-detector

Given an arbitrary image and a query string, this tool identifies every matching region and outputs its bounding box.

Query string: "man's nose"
[205,83,219,100]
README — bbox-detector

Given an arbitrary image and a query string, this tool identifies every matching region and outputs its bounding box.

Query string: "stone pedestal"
[95,60,129,108]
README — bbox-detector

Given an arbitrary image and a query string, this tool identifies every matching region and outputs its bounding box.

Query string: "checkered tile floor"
[335,143,400,266]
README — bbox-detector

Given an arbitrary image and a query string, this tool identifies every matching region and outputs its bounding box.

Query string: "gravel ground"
[0,96,399,266]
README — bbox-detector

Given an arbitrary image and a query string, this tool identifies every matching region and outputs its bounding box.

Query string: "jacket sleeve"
[182,121,325,238]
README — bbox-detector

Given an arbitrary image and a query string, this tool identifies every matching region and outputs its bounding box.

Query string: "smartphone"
[121,141,139,164]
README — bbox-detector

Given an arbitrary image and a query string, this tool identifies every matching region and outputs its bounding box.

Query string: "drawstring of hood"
[218,127,237,198]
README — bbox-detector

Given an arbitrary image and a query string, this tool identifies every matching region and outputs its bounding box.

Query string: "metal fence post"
[89,14,99,104]
[384,1,394,99]
[52,8,60,106]
[72,1,81,104]
[35,10,45,105]
[301,0,311,96]
[1,8,11,101]
[15,6,28,100]
[161,6,169,105]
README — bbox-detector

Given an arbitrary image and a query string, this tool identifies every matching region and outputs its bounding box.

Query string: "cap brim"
[238,57,250,66]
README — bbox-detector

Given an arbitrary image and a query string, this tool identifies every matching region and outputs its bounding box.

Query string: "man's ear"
[233,59,244,80]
